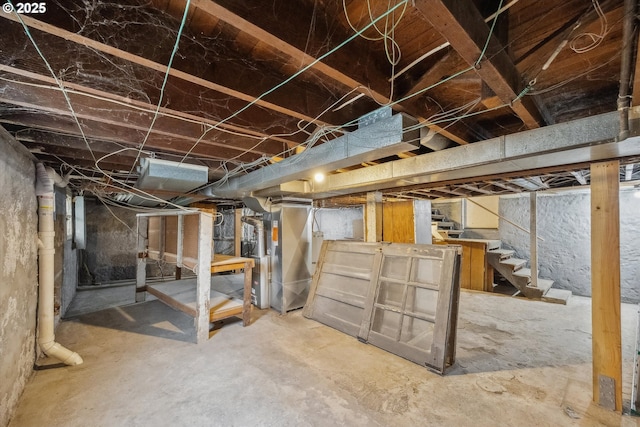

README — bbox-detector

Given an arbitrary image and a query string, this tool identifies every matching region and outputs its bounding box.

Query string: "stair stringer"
[487,252,547,299]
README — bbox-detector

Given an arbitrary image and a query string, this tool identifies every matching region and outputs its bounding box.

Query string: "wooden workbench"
[136,210,254,343]
[210,254,254,326]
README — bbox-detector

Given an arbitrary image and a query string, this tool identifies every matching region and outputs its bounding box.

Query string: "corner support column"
[365,191,383,243]
[590,160,622,412]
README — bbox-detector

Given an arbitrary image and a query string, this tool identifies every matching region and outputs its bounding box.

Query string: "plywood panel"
[383,200,415,243]
[435,239,490,292]
[148,216,161,252]
[165,216,178,254]
[183,214,201,260]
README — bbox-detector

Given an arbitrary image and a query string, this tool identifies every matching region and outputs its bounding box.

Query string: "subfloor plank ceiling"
[1,0,639,206]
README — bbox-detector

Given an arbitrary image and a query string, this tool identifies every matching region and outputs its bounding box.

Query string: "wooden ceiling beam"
[633,28,640,106]
[190,0,391,105]
[0,12,335,129]
[0,64,291,152]
[12,128,221,168]
[405,52,470,100]
[0,77,282,161]
[1,112,259,165]
[402,52,493,142]
[458,183,494,195]
[32,151,133,173]
[414,0,544,129]
[191,0,473,144]
[21,141,136,169]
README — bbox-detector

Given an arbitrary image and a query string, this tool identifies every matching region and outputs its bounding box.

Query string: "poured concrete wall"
[314,207,363,240]
[83,200,136,283]
[0,135,37,427]
[82,200,161,284]
[496,190,639,302]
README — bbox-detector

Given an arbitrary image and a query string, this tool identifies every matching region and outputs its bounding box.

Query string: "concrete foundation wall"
[493,190,639,303]
[0,135,37,427]
[314,207,363,240]
[82,201,162,284]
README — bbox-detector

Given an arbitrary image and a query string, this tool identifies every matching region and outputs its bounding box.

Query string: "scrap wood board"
[147,278,243,321]
[303,240,461,374]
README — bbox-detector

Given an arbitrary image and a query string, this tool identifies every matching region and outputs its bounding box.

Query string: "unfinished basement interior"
[2,0,640,425]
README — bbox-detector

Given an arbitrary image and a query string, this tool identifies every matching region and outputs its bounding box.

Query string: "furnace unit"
[264,199,312,314]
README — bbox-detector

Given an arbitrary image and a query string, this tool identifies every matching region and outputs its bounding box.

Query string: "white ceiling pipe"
[35,163,83,366]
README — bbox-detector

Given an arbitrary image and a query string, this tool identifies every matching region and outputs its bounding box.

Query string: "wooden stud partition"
[590,160,622,411]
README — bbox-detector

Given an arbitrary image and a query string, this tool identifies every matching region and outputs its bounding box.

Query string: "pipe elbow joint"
[39,339,84,366]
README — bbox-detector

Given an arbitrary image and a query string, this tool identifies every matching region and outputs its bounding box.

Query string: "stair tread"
[500,258,527,268]
[438,221,454,228]
[527,278,554,293]
[487,241,502,251]
[542,288,572,305]
[443,229,463,234]
[488,249,514,257]
[431,214,445,220]
[512,268,531,278]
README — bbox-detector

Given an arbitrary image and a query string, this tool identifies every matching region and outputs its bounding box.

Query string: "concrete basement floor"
[8,279,640,427]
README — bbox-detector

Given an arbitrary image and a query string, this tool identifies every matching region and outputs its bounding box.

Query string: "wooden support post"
[365,191,382,243]
[196,212,213,344]
[530,192,538,289]
[242,261,252,326]
[159,216,166,260]
[135,216,149,302]
[235,208,243,257]
[234,208,243,273]
[176,215,184,280]
[590,160,622,412]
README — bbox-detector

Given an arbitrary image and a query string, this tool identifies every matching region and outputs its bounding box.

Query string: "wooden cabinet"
[436,239,496,292]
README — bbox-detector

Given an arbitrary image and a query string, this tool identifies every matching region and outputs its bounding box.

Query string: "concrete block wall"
[0,134,38,427]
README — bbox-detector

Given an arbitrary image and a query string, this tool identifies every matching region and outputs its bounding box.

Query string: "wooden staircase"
[487,248,572,305]
[431,209,464,239]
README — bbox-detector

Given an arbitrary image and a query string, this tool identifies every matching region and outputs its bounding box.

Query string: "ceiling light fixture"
[314,172,325,183]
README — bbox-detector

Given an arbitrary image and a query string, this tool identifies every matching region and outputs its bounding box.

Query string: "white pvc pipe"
[241,216,265,257]
[35,163,83,366]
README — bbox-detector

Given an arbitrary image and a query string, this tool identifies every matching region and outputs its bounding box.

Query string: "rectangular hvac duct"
[203,111,419,198]
[137,158,209,192]
[117,158,210,207]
